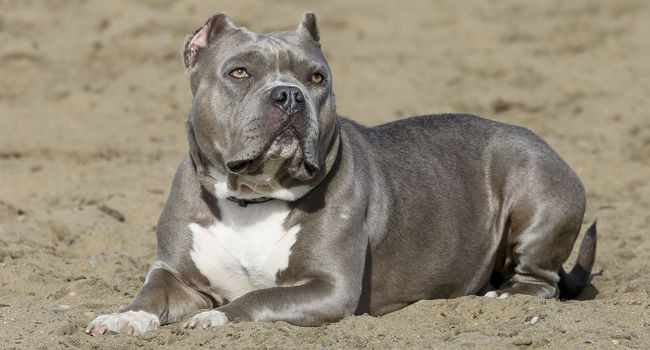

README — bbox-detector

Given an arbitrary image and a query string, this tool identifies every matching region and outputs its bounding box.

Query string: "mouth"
[225,124,319,180]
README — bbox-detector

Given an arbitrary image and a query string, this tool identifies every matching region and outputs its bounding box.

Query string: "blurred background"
[0,0,648,348]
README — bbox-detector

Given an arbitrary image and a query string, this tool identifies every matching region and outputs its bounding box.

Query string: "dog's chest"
[188,200,299,302]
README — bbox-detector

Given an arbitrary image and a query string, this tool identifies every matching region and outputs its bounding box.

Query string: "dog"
[86,12,596,336]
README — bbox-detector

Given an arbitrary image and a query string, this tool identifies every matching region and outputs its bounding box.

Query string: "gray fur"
[88,12,596,334]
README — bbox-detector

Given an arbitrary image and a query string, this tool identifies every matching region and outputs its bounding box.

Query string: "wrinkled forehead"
[209,29,328,72]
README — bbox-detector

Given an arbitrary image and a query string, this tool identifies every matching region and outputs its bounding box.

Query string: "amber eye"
[230,68,249,79]
[311,73,324,84]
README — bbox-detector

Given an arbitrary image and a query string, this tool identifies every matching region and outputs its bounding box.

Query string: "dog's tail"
[558,220,597,299]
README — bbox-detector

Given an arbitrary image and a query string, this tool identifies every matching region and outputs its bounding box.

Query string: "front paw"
[183,310,229,330]
[86,311,160,336]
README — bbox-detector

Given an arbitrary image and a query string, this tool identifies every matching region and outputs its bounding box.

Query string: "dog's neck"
[188,119,341,203]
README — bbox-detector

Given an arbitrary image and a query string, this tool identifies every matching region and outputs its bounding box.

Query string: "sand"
[0,0,648,348]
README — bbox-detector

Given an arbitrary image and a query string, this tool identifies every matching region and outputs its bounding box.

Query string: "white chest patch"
[188,199,300,302]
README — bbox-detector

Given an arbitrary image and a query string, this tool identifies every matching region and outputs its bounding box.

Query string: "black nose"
[270,86,305,113]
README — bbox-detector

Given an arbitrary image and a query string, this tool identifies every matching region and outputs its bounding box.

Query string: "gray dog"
[86,12,596,336]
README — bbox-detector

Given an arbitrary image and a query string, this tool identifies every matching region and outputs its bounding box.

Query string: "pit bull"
[86,12,597,336]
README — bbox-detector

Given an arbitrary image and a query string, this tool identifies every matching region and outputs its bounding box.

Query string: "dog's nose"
[270,86,305,113]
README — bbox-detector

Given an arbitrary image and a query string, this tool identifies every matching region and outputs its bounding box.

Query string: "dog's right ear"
[182,13,236,75]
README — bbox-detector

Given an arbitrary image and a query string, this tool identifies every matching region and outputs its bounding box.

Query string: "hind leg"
[485,204,583,299]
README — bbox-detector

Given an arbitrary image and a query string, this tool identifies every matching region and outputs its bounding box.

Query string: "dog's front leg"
[184,278,359,328]
[86,262,212,336]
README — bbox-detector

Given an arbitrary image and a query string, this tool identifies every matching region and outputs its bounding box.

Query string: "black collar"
[226,196,274,207]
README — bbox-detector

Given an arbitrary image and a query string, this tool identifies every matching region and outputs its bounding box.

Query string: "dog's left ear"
[297,12,319,42]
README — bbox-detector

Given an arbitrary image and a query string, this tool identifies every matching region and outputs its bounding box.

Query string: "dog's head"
[183,13,339,201]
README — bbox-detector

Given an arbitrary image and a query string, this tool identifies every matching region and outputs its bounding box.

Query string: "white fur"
[86,311,159,336]
[189,198,300,302]
[184,310,229,329]
[211,168,230,198]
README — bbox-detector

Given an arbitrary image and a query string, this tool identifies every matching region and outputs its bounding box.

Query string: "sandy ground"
[1,0,649,349]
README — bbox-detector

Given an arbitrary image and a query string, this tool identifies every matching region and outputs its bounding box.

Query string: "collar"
[226,196,274,207]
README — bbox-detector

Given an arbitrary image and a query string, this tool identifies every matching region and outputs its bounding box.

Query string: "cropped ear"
[296,12,319,42]
[182,13,236,73]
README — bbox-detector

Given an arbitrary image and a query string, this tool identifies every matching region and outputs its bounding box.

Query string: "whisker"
[267,181,280,192]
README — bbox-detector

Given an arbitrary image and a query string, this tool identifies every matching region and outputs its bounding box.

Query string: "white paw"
[484,291,511,299]
[184,310,229,330]
[85,310,160,336]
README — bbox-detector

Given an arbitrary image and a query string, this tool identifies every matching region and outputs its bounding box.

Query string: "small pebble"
[530,316,539,325]
[512,337,532,346]
[611,339,620,345]
[3,317,16,323]
[59,304,70,310]
[584,339,598,344]
[89,254,103,268]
